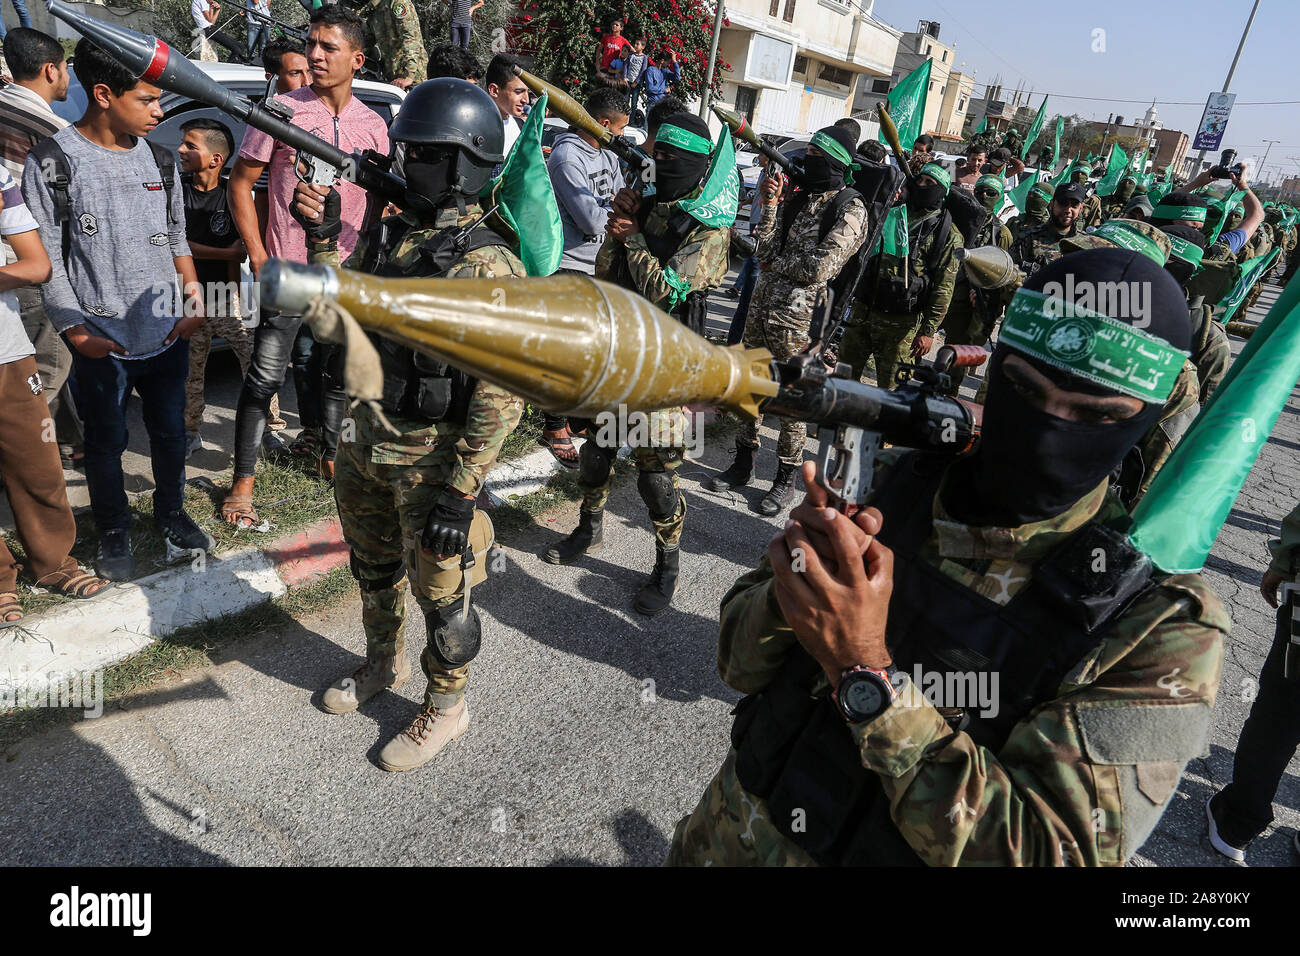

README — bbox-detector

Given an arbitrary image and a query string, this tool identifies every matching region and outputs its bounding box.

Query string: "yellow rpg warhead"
[261,261,778,420]
[956,245,1023,290]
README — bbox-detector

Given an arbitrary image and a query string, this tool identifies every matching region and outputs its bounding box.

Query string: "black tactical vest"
[730,452,1164,866]
[632,205,709,336]
[360,217,509,425]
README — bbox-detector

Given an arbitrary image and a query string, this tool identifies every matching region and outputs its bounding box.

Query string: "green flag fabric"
[1050,156,1078,188]
[1050,116,1063,166]
[1206,189,1247,245]
[1148,179,1174,206]
[484,93,563,276]
[976,115,987,134]
[1217,249,1282,323]
[1020,97,1049,160]
[1009,171,1039,213]
[1095,144,1129,197]
[871,205,909,259]
[879,59,932,151]
[1130,272,1300,573]
[677,125,739,229]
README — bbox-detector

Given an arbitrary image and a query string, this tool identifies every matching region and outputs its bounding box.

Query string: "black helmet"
[389,78,506,212]
[389,78,505,165]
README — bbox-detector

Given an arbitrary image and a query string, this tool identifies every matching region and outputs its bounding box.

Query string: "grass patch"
[0,565,358,755]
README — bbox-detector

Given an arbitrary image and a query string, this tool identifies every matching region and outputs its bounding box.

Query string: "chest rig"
[729,452,1165,865]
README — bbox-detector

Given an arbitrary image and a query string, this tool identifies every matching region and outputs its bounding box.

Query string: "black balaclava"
[1160,224,1208,290]
[652,112,712,204]
[402,146,459,219]
[941,249,1192,527]
[907,167,948,214]
[1114,177,1136,203]
[800,125,855,192]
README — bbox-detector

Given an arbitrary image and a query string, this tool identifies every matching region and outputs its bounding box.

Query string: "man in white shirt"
[189,0,243,62]
[485,53,529,166]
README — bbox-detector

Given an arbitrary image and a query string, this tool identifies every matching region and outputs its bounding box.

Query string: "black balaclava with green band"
[908,161,950,214]
[804,125,859,192]
[974,174,1004,214]
[1026,182,1052,219]
[652,113,713,205]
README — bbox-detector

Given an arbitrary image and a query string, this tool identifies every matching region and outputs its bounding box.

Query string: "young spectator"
[0,27,84,467]
[641,46,680,111]
[485,53,528,163]
[190,0,243,62]
[223,4,389,527]
[178,117,284,457]
[620,35,647,117]
[427,41,482,81]
[597,17,630,77]
[22,39,212,580]
[0,165,109,623]
[540,87,628,467]
[262,38,309,92]
[448,0,484,51]
[244,0,271,60]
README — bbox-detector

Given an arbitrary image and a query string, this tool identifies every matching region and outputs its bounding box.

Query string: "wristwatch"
[835,664,902,724]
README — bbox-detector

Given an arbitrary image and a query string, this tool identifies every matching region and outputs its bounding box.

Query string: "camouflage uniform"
[1129,359,1200,507]
[1280,222,1298,285]
[1009,220,1077,278]
[357,0,427,84]
[742,189,868,462]
[184,310,284,436]
[315,205,526,707]
[938,216,1011,395]
[1239,225,1274,314]
[1007,209,1048,243]
[839,209,961,388]
[587,198,731,545]
[1079,192,1104,228]
[1187,245,1241,405]
[667,455,1228,866]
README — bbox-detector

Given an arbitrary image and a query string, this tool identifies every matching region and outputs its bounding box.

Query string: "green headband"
[1153,204,1207,224]
[1091,220,1168,266]
[1000,288,1187,404]
[919,162,951,193]
[656,123,713,155]
[1030,183,1053,201]
[975,174,1003,197]
[1165,235,1205,270]
[809,130,861,184]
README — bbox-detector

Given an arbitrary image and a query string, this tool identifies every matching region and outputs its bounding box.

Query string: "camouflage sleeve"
[920,224,962,336]
[440,250,527,496]
[1268,500,1300,576]
[716,555,801,694]
[388,0,427,82]
[850,582,1227,866]
[622,225,728,310]
[753,199,781,264]
[594,231,621,281]
[997,223,1013,251]
[769,198,869,286]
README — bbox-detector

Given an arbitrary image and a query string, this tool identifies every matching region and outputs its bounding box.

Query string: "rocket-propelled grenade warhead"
[711,106,795,178]
[956,246,1024,290]
[260,260,780,420]
[46,0,253,121]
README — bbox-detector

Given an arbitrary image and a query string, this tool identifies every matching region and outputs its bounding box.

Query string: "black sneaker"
[95,528,135,582]
[1205,792,1251,863]
[261,431,292,461]
[157,510,217,563]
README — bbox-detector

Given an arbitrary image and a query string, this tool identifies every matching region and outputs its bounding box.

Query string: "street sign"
[1193,91,1236,151]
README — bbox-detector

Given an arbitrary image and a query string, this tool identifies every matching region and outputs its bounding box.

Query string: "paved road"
[2,283,1297,867]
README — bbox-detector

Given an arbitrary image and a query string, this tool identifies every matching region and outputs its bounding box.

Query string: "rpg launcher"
[513,65,655,191]
[222,0,308,41]
[260,262,986,514]
[46,0,406,205]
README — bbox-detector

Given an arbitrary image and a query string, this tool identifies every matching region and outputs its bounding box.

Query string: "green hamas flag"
[871,204,909,259]
[1095,144,1129,197]
[879,58,932,150]
[1130,272,1300,573]
[1009,170,1039,213]
[677,125,739,228]
[1051,116,1063,164]
[1206,189,1246,245]
[976,115,987,134]
[1020,96,1048,160]
[485,93,563,276]
[1050,155,1078,188]
[1218,249,1282,322]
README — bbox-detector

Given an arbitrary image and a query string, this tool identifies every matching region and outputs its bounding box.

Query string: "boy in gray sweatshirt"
[546,87,628,275]
[22,39,213,581]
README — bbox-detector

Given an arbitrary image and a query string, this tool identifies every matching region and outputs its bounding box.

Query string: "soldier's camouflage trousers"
[938,286,985,396]
[335,436,493,708]
[1193,308,1231,406]
[581,406,688,549]
[185,311,283,435]
[839,301,921,389]
[739,314,810,465]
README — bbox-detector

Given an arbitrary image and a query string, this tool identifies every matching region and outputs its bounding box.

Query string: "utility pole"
[1259,138,1281,181]
[699,0,726,120]
[1190,0,1262,176]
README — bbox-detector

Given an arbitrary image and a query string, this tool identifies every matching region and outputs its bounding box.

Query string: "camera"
[1209,148,1244,180]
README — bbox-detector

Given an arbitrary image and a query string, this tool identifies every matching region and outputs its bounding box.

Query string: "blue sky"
[869,0,1299,182]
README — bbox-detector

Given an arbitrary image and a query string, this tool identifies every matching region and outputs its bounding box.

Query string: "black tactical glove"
[421,492,476,557]
[291,185,342,240]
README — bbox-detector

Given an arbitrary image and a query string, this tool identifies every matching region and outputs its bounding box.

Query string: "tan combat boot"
[321,654,411,714]
[377,698,470,772]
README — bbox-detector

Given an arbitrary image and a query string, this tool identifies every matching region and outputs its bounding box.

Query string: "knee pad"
[425,597,482,669]
[637,470,679,520]
[349,551,404,592]
[578,439,616,489]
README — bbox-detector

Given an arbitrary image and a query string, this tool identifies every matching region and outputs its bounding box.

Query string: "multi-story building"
[710,0,901,139]
[1089,104,1189,176]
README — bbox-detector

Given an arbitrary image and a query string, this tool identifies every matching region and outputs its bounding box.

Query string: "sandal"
[289,429,323,459]
[538,430,580,469]
[34,566,110,599]
[0,592,23,627]
[221,492,260,529]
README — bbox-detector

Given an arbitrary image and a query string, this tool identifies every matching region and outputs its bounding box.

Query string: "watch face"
[845,676,884,718]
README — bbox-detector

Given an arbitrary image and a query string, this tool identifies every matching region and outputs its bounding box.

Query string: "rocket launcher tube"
[45,0,406,205]
[512,65,655,188]
[711,106,796,178]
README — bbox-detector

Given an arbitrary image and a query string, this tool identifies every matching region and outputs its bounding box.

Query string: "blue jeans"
[450,21,471,49]
[247,22,267,58]
[727,255,759,345]
[0,0,33,40]
[70,339,189,533]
